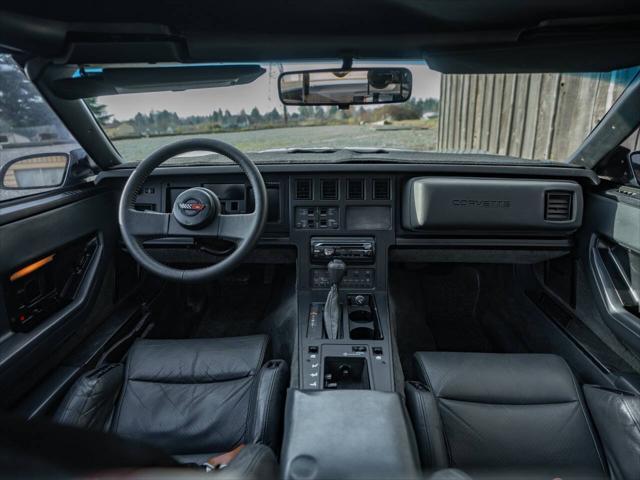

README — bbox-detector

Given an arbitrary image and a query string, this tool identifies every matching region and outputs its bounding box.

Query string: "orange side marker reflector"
[10,254,55,282]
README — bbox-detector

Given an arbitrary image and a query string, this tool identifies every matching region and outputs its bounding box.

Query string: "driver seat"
[54,335,289,464]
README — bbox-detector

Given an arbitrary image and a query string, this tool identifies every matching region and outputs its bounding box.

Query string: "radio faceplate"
[311,237,375,264]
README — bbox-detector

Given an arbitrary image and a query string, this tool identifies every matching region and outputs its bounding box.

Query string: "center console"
[299,235,396,391]
[291,175,397,392]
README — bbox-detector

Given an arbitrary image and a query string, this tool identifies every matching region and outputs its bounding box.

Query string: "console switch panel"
[295,207,339,229]
[312,268,375,289]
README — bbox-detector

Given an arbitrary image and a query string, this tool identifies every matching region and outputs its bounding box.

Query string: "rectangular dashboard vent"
[321,179,338,200]
[295,179,312,200]
[347,179,365,200]
[372,179,390,200]
[545,191,573,221]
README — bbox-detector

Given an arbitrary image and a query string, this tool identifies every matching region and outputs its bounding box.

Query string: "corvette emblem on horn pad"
[178,199,207,216]
[172,187,218,229]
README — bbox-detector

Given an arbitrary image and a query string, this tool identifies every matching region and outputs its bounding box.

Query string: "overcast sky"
[99,61,441,121]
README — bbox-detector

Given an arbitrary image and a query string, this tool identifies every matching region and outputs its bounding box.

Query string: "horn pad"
[172,187,220,229]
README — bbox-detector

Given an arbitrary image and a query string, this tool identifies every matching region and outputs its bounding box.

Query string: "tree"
[237,109,250,126]
[298,106,314,120]
[250,107,262,124]
[0,55,59,129]
[265,108,282,123]
[85,97,113,124]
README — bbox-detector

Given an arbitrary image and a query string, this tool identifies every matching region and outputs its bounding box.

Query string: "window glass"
[84,62,639,165]
[0,54,80,202]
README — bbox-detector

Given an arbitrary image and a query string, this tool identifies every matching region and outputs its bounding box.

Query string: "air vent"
[545,191,573,221]
[321,179,338,200]
[347,179,365,200]
[295,179,312,200]
[372,178,390,200]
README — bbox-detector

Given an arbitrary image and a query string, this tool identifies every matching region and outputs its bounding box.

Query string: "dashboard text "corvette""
[451,199,511,208]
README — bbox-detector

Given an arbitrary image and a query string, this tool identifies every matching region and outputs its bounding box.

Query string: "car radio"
[310,237,375,263]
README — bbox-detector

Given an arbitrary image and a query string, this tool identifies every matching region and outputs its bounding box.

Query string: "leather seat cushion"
[413,352,606,474]
[112,335,269,455]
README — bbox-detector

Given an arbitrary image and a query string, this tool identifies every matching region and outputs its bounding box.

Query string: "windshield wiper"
[257,147,396,154]
[258,147,338,154]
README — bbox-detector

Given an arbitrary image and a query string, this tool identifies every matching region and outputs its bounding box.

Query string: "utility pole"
[278,63,288,126]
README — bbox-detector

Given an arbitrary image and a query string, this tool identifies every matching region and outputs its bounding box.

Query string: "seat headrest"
[415,352,580,404]
[126,335,269,383]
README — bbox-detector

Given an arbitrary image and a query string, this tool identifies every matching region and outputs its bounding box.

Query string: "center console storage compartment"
[281,390,421,480]
[323,357,370,389]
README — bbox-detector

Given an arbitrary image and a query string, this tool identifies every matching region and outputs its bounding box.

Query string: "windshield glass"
[84,61,639,165]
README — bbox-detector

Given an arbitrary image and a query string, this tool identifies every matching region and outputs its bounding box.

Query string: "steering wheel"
[118,139,268,283]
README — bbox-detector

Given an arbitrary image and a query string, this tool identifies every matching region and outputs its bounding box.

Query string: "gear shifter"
[324,259,346,339]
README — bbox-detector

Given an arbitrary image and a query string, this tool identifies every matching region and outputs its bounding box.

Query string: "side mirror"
[0,153,69,189]
[596,146,640,187]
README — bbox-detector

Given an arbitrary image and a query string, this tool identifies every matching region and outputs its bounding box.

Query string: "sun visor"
[48,64,266,99]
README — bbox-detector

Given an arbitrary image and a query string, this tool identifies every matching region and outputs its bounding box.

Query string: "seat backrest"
[409,352,607,476]
[111,336,268,455]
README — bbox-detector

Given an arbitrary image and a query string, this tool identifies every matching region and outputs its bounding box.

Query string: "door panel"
[0,188,119,409]
[581,191,640,355]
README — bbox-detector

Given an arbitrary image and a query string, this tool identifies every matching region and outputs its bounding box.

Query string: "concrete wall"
[437,68,640,161]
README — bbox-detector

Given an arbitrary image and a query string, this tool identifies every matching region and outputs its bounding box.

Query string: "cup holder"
[348,307,371,323]
[350,326,375,340]
[346,295,381,340]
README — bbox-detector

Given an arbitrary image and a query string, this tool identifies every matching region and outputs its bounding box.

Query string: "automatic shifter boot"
[323,259,346,339]
[324,284,340,339]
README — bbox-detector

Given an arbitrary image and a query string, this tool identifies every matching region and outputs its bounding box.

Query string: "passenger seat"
[405,352,607,478]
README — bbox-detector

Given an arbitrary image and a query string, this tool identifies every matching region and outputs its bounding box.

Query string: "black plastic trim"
[98,162,600,184]
[0,185,102,227]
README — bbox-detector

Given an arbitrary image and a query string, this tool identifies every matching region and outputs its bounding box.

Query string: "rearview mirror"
[279,68,412,106]
[0,153,69,189]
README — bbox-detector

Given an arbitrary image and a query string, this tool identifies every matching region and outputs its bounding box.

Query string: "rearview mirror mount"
[278,67,412,107]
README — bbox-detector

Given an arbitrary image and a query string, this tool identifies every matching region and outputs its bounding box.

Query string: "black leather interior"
[56,335,288,464]
[54,363,123,430]
[407,352,607,477]
[281,389,421,480]
[584,385,640,480]
[2,411,279,479]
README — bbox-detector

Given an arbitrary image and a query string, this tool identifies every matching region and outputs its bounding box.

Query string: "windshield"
[84,61,639,165]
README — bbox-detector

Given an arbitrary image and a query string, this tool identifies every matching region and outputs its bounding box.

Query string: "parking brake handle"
[324,259,346,339]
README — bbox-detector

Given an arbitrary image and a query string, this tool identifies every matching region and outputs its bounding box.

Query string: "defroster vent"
[321,179,338,200]
[295,179,312,200]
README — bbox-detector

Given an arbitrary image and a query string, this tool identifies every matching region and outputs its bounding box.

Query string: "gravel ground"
[113,124,439,163]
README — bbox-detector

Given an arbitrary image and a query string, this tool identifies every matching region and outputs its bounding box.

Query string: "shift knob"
[327,259,346,286]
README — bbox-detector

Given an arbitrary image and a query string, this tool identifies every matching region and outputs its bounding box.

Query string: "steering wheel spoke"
[215,213,256,242]
[124,209,170,238]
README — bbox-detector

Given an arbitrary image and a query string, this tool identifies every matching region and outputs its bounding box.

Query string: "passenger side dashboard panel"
[403,177,583,234]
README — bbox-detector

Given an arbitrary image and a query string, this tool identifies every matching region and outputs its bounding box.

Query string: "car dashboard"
[97,160,595,391]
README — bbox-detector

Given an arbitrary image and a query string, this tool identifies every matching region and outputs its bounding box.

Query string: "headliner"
[2,1,640,72]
